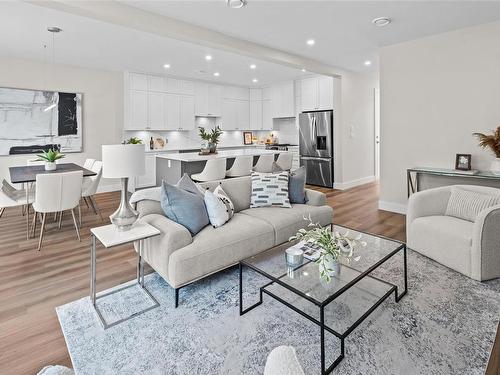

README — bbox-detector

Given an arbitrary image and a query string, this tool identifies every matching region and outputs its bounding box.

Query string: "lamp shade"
[102,144,145,178]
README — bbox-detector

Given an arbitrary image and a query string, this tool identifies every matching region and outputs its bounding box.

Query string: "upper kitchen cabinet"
[270,81,295,118]
[164,94,195,131]
[300,76,334,112]
[221,99,249,130]
[195,82,222,117]
[127,90,148,130]
[129,73,148,91]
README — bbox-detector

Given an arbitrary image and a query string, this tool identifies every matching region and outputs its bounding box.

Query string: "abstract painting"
[0,87,82,155]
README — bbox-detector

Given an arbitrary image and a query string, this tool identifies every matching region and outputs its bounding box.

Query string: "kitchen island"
[156,148,287,185]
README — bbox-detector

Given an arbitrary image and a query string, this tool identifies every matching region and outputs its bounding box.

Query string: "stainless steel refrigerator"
[299,110,334,188]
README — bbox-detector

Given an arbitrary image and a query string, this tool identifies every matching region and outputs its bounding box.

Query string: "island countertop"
[156,148,288,162]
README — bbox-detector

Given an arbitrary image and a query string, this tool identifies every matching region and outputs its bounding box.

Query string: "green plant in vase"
[199,126,223,153]
[36,148,65,171]
[124,137,143,144]
[289,215,366,282]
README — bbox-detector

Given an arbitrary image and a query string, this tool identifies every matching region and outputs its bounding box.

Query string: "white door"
[249,100,263,130]
[301,78,318,111]
[129,90,148,129]
[180,95,195,130]
[318,76,333,110]
[164,93,181,130]
[237,100,250,130]
[374,88,380,180]
[148,92,164,129]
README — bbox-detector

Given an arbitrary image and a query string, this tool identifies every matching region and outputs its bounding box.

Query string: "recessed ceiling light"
[163,64,171,69]
[226,0,247,8]
[301,68,307,72]
[205,54,212,61]
[252,78,258,83]
[372,17,391,27]
[306,39,315,46]
[250,64,256,69]
[364,60,372,66]
[213,72,220,77]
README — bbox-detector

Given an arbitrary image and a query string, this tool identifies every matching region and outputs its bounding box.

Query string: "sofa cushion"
[168,213,275,287]
[204,190,230,228]
[240,204,333,245]
[214,185,234,220]
[199,176,252,213]
[288,166,308,204]
[250,171,291,208]
[445,186,500,222]
[408,215,473,276]
[161,181,209,235]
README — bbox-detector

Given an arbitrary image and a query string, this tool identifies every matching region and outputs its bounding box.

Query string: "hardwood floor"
[0,182,495,374]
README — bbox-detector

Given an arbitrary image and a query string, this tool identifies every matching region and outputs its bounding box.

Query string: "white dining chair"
[191,158,227,182]
[0,179,34,218]
[83,158,95,170]
[82,160,103,221]
[253,153,275,173]
[226,155,254,177]
[31,171,83,251]
[276,152,294,171]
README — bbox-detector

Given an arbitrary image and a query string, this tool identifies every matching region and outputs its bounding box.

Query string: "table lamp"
[102,144,145,231]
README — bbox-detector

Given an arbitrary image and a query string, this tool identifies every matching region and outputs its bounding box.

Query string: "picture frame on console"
[243,131,253,145]
[455,153,472,170]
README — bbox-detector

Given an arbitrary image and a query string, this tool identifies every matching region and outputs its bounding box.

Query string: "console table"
[407,167,500,197]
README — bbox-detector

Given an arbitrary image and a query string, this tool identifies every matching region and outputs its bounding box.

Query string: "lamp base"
[110,177,139,231]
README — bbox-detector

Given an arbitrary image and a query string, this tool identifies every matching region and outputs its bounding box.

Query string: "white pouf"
[264,346,305,375]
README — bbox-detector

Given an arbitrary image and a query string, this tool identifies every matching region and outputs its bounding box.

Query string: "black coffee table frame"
[239,231,407,375]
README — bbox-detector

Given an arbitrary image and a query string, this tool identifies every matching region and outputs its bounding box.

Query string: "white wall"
[379,21,500,212]
[0,56,123,192]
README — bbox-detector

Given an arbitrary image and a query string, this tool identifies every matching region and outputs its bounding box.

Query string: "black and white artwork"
[0,87,82,155]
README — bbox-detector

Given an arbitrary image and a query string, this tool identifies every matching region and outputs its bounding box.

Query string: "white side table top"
[90,221,160,248]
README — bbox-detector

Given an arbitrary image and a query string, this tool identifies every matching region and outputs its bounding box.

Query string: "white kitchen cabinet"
[180,95,195,130]
[237,100,250,130]
[164,77,181,93]
[221,100,238,130]
[148,75,164,92]
[164,93,181,130]
[135,153,156,189]
[181,80,195,96]
[195,82,221,117]
[249,88,262,101]
[148,92,164,129]
[271,82,295,118]
[262,100,273,130]
[127,90,148,130]
[130,73,148,91]
[249,99,263,130]
[300,76,333,111]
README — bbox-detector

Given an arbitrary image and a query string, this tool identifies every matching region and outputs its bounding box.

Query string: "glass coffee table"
[239,225,407,374]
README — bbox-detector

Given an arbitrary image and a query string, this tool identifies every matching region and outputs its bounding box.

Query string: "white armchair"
[407,185,500,281]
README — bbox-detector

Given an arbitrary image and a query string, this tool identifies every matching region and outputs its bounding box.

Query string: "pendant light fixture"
[43,26,62,112]
[226,0,247,9]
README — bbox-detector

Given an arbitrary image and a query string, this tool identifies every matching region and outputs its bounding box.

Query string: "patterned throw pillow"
[214,185,235,219]
[250,171,291,208]
[445,187,500,222]
[204,190,230,228]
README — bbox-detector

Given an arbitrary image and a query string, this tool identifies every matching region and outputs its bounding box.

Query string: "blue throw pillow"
[160,181,209,235]
[288,166,308,204]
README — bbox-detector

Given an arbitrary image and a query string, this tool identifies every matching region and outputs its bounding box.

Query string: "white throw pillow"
[204,190,230,228]
[250,171,291,208]
[214,185,234,220]
[445,187,500,222]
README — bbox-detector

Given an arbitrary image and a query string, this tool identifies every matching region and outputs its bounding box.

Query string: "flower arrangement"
[289,215,366,282]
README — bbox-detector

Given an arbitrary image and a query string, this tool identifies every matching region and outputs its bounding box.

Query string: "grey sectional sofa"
[132,176,333,306]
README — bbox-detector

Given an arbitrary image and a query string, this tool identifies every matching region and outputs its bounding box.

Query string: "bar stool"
[275,152,293,171]
[253,153,275,173]
[191,158,227,182]
[226,155,253,177]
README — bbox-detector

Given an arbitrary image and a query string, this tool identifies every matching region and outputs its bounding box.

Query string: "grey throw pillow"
[250,171,291,208]
[445,187,500,222]
[161,181,209,235]
[177,173,205,197]
[289,166,308,204]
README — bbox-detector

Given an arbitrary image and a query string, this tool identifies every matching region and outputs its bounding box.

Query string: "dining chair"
[81,160,103,221]
[226,155,253,177]
[31,171,83,251]
[0,179,34,218]
[191,158,227,182]
[275,152,294,171]
[253,153,275,173]
[83,158,95,170]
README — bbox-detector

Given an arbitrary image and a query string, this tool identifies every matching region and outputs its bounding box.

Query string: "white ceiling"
[124,0,500,71]
[0,1,304,86]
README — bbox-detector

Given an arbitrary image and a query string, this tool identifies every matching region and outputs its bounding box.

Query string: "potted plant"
[199,126,223,153]
[36,148,65,171]
[124,137,143,145]
[289,215,366,282]
[473,126,500,175]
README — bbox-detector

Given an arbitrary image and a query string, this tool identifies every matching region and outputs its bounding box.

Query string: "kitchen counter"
[145,144,266,154]
[156,148,287,163]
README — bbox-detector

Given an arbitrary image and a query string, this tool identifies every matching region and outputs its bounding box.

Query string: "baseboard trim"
[378,200,407,215]
[334,175,376,190]
[97,183,121,194]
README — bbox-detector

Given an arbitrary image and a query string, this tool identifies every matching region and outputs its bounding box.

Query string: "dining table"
[9,162,97,240]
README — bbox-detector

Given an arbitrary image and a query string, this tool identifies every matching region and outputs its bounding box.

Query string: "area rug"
[56,250,500,374]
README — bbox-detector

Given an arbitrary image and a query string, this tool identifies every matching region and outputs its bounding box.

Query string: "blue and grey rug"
[57,250,500,374]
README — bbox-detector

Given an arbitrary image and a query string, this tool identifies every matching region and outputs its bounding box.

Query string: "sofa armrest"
[134,215,193,281]
[472,204,500,281]
[305,189,326,206]
[406,186,452,227]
